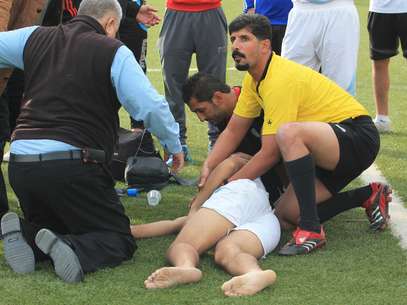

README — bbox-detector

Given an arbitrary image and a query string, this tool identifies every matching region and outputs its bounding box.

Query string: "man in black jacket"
[0,0,183,283]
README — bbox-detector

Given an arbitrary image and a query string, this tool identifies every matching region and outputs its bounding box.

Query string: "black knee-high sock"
[317,185,372,223]
[285,154,320,233]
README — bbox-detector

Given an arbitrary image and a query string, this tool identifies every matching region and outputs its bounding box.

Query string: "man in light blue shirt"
[0,26,183,162]
[0,0,183,283]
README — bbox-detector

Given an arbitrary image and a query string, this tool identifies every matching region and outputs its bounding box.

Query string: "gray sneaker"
[1,212,35,273]
[35,229,84,283]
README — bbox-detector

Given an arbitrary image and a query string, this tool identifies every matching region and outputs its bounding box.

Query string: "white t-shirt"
[369,0,407,13]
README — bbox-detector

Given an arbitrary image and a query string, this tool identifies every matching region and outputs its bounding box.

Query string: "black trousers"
[0,140,8,218]
[8,159,137,273]
[271,25,287,56]
[120,18,147,130]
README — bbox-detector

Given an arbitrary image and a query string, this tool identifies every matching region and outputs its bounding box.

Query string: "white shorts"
[202,178,281,257]
[281,0,359,95]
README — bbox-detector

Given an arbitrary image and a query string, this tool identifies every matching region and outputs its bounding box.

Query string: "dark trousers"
[8,159,136,273]
[271,24,287,56]
[0,81,9,219]
[120,19,148,130]
[0,140,8,218]
[158,8,227,144]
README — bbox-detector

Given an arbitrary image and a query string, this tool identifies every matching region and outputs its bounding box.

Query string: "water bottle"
[116,188,140,197]
[127,188,139,197]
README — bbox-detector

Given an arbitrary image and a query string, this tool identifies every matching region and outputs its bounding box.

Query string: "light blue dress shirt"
[0,25,182,155]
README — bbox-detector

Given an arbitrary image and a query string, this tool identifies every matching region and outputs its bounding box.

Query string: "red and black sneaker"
[362,182,392,231]
[278,227,326,256]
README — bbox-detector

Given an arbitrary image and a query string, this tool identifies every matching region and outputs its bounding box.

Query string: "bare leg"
[372,59,390,116]
[214,231,276,297]
[131,216,187,239]
[144,208,235,289]
[274,179,332,229]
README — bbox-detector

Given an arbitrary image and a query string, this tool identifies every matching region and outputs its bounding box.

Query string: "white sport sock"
[375,115,390,122]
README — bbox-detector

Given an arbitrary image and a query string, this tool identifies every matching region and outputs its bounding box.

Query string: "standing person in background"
[281,0,359,95]
[243,0,292,55]
[159,0,228,160]
[368,0,407,133]
[120,0,149,132]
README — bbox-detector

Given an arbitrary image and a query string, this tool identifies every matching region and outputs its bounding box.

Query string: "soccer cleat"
[278,227,326,256]
[1,212,35,273]
[363,183,392,231]
[373,118,391,133]
[35,229,84,283]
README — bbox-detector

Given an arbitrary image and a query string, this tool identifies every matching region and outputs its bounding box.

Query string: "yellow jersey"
[234,54,369,135]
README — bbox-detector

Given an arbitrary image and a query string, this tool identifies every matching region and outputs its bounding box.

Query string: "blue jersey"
[243,0,293,25]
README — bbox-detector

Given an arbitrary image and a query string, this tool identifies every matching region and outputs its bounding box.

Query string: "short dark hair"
[229,14,272,42]
[182,73,230,105]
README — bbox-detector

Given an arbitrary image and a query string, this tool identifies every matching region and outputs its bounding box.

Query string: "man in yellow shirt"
[200,14,389,255]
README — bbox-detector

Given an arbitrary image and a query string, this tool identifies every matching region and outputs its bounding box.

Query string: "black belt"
[9,149,106,163]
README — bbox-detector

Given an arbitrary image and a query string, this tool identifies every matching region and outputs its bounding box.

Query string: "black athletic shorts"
[367,11,407,60]
[271,25,287,56]
[316,116,380,195]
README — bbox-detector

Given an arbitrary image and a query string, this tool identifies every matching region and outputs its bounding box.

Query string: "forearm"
[229,149,280,182]
[205,128,244,170]
[131,216,187,239]
[190,154,250,212]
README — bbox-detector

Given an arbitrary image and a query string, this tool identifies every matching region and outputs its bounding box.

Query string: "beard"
[209,110,229,125]
[232,50,249,71]
[235,63,250,71]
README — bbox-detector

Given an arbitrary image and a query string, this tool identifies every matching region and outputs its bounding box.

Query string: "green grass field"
[1,1,407,304]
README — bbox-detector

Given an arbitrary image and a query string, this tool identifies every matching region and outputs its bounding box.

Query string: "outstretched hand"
[136,5,161,27]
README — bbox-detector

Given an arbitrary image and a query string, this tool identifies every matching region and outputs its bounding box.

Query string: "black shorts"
[316,116,380,194]
[271,25,287,56]
[367,11,407,60]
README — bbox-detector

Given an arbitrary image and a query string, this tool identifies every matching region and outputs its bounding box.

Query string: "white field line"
[360,163,407,250]
[147,67,237,73]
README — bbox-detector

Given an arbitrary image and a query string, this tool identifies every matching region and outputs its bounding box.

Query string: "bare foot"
[144,267,202,289]
[221,270,277,297]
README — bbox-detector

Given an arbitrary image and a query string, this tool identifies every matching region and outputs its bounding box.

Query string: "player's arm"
[199,114,253,187]
[228,134,280,182]
[190,153,251,214]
